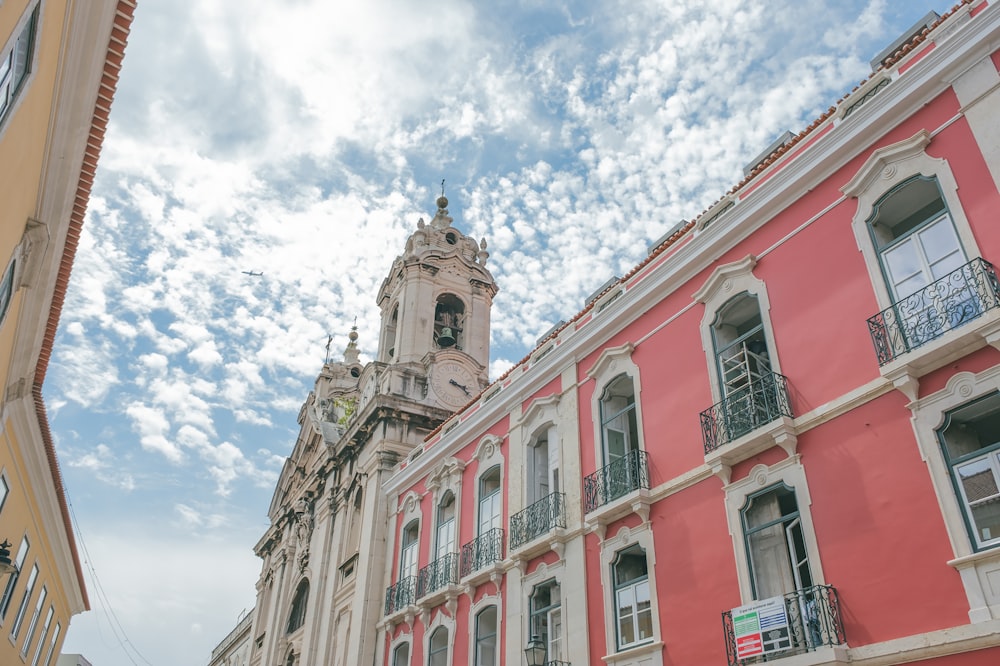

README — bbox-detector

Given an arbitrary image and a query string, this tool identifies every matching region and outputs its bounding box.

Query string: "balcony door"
[478,467,501,535]
[741,485,813,600]
[436,493,456,560]
[400,520,418,581]
[528,427,559,505]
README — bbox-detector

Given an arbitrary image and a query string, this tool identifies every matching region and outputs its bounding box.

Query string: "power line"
[67,493,154,666]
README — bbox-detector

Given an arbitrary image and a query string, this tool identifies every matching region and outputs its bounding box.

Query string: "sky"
[46,1,951,664]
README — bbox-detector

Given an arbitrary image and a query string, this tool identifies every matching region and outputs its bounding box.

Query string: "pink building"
[241,2,1000,666]
[376,3,1000,666]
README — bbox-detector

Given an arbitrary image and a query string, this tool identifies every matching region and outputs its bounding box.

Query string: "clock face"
[431,362,477,408]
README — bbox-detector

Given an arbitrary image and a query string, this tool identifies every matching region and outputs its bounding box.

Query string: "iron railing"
[510,492,566,550]
[721,585,845,666]
[417,553,459,598]
[583,450,650,513]
[868,258,1000,366]
[384,576,417,616]
[700,372,792,454]
[460,527,504,577]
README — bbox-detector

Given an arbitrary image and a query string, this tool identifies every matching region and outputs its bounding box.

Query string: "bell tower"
[375,192,497,409]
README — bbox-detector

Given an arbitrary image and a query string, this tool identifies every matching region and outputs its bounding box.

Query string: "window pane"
[635,581,653,642]
[883,240,927,298]
[919,217,963,278]
[958,456,1000,544]
[617,587,635,645]
[392,644,409,666]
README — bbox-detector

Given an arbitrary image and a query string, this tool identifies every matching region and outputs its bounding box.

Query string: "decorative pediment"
[586,343,636,382]
[425,457,466,493]
[841,130,933,198]
[474,434,504,464]
[692,255,758,304]
[517,394,561,430]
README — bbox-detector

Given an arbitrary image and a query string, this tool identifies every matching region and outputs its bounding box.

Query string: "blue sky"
[47,1,949,663]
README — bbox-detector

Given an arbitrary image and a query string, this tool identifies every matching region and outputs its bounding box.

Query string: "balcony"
[384,576,416,616]
[721,585,846,666]
[460,527,504,578]
[416,553,459,599]
[584,450,650,514]
[510,492,566,551]
[701,372,792,455]
[868,258,1000,366]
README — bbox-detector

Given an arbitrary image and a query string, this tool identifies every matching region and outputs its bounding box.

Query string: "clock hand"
[449,378,470,395]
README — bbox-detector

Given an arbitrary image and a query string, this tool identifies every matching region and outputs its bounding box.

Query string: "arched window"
[711,293,772,400]
[600,374,639,467]
[286,580,309,634]
[530,581,562,662]
[612,545,652,650]
[867,176,964,302]
[740,484,813,599]
[435,492,456,560]
[427,626,448,666]
[527,429,559,505]
[477,466,502,536]
[383,304,399,361]
[474,606,497,666]
[400,520,419,580]
[392,642,410,666]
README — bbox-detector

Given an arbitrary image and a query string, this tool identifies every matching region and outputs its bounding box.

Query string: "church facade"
[228,2,1000,665]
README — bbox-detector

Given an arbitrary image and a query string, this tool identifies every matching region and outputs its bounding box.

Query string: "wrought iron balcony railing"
[460,527,504,577]
[509,492,566,550]
[416,552,459,598]
[867,257,1000,366]
[721,585,845,666]
[384,575,417,616]
[583,450,650,513]
[700,372,792,454]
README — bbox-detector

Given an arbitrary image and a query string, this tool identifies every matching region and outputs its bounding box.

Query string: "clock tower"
[375,193,497,410]
[247,193,498,666]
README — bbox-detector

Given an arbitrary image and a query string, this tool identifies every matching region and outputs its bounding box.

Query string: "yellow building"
[0,1,136,664]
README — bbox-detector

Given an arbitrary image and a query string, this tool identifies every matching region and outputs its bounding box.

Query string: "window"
[427,626,448,666]
[10,562,38,639]
[30,606,53,666]
[21,584,45,654]
[436,492,456,559]
[478,466,501,535]
[612,546,652,649]
[0,258,12,328]
[0,474,9,514]
[43,622,59,666]
[868,176,964,303]
[0,4,38,124]
[400,520,419,580]
[741,485,813,599]
[392,642,410,666]
[528,428,559,505]
[600,374,639,467]
[286,579,309,633]
[383,304,398,361]
[712,294,772,400]
[530,581,562,662]
[1,535,28,617]
[474,606,498,666]
[937,392,1000,550]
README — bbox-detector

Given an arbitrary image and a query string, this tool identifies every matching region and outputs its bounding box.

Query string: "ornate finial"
[343,318,361,365]
[348,317,358,343]
[324,335,333,364]
[436,179,448,211]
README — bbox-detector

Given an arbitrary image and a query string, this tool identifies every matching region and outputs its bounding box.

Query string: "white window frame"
[389,637,411,666]
[0,2,40,129]
[693,256,783,405]
[425,457,464,561]
[528,579,563,662]
[423,612,455,666]
[467,593,502,666]
[586,344,647,472]
[29,604,53,666]
[435,491,456,560]
[722,458,827,604]
[911,366,1000,621]
[473,604,498,666]
[472,435,505,538]
[842,130,981,312]
[399,520,420,582]
[598,525,664,665]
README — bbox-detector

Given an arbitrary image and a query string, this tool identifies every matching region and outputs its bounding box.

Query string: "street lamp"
[0,540,16,577]
[524,635,546,666]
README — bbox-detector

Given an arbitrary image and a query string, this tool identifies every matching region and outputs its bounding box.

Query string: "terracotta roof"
[33,0,139,611]
[424,0,979,442]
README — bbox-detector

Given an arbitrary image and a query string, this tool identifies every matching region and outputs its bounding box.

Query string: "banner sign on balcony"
[731,596,791,659]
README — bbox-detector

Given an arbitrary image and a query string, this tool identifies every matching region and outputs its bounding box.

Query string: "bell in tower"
[373,189,498,408]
